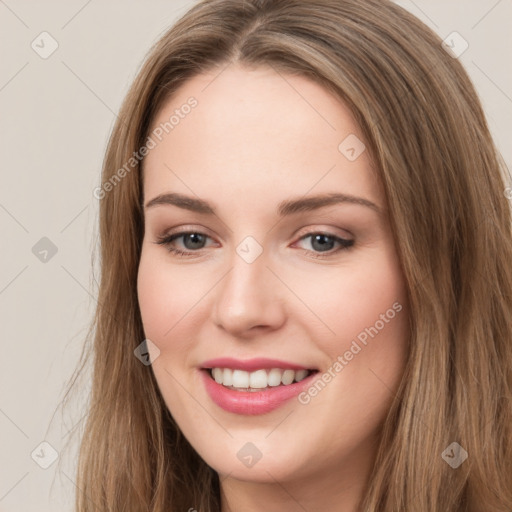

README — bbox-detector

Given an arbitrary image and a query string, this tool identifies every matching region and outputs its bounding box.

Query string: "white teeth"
[281,369,295,385]
[249,369,268,389]
[212,367,223,384]
[267,368,283,387]
[295,369,308,382]
[209,367,312,390]
[223,368,233,386]
[232,369,250,388]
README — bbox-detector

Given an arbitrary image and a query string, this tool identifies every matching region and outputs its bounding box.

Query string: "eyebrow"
[144,192,382,216]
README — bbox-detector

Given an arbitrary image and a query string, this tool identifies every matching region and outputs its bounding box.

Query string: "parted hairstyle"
[67,0,512,510]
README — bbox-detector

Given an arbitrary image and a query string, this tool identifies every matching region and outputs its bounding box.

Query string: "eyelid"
[155,229,218,251]
[160,224,353,243]
[293,224,353,241]
[155,226,354,259]
[161,224,215,238]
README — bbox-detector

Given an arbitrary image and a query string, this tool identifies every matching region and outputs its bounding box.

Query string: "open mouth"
[202,367,319,392]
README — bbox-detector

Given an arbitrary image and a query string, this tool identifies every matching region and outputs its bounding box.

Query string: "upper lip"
[200,357,316,372]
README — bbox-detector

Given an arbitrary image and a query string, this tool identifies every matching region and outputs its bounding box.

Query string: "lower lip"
[200,369,317,415]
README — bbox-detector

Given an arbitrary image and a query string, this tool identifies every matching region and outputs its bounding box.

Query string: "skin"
[137,63,410,512]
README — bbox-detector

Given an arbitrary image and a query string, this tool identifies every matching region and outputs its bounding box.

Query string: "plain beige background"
[0,1,511,510]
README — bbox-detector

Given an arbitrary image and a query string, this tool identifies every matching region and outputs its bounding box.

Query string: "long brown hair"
[67,0,512,510]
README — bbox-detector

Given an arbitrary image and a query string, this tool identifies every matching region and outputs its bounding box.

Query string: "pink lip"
[199,368,317,415]
[200,357,313,372]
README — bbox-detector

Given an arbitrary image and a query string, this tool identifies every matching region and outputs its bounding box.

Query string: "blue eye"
[155,231,354,259]
[297,233,354,258]
[156,232,211,257]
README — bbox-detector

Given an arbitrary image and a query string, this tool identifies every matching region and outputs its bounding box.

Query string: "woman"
[71,0,512,510]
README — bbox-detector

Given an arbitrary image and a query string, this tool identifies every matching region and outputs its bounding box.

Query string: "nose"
[211,248,287,338]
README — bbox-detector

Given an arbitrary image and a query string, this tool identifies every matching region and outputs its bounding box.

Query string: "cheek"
[137,247,206,337]
[308,249,409,395]
[137,254,171,340]
[299,250,407,347]
[136,248,220,388]
[137,251,200,410]
[137,250,195,354]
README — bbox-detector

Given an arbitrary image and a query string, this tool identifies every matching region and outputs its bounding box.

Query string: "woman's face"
[138,64,409,490]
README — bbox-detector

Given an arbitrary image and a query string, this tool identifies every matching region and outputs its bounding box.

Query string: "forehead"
[143,64,382,211]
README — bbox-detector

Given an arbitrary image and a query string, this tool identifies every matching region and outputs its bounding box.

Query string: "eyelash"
[155,230,354,259]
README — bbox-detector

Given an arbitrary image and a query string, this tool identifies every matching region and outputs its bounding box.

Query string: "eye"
[155,231,213,257]
[154,230,354,259]
[294,232,354,259]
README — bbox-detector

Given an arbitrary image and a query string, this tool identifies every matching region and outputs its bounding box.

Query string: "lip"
[200,357,314,372]
[199,367,318,415]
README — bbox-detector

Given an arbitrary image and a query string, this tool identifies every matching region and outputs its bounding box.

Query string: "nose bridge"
[212,238,285,334]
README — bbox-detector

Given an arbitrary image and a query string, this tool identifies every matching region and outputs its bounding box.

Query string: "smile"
[209,367,313,390]
[200,358,319,415]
